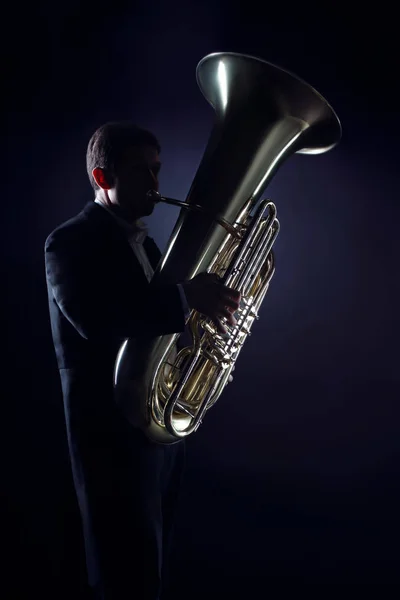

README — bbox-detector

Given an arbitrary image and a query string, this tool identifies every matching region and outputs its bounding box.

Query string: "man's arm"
[45,226,186,341]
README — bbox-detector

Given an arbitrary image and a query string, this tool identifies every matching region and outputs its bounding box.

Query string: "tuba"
[113,52,342,444]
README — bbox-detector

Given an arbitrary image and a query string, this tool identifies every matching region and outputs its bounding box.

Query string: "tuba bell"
[113,52,342,444]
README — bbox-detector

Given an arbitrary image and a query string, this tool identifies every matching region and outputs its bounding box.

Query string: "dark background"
[4,1,399,597]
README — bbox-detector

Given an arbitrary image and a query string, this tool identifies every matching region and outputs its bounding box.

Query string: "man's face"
[112,144,161,220]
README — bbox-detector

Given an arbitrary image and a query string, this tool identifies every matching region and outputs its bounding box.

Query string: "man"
[44,121,241,599]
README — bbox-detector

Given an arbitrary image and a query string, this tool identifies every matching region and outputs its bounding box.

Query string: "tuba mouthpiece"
[147,189,162,203]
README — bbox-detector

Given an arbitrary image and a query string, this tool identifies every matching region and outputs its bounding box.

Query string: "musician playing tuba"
[45,121,240,600]
[45,52,340,599]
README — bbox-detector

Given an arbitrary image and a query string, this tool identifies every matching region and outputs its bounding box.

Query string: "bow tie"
[126,221,148,244]
[94,200,148,244]
[110,213,148,244]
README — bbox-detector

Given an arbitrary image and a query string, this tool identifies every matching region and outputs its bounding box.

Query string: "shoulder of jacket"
[44,210,93,252]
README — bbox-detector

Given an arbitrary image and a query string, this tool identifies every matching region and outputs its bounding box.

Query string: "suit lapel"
[143,236,162,271]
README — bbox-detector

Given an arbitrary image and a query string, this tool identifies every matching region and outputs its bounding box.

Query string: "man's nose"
[148,168,159,191]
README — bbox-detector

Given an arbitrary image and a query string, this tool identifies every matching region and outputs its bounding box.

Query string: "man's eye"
[132,165,148,173]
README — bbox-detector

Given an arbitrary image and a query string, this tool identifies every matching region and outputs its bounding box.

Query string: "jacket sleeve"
[45,226,186,341]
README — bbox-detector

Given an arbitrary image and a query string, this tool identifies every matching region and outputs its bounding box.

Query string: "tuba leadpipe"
[147,190,241,237]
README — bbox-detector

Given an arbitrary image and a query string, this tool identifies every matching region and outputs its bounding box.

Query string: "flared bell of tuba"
[113,52,342,444]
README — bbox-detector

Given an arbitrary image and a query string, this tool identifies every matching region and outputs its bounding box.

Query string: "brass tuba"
[113,52,342,444]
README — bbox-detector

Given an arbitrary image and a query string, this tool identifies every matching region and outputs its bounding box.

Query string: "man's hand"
[181,272,241,335]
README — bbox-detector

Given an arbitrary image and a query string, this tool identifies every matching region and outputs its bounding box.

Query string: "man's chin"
[140,205,155,217]
[145,197,157,213]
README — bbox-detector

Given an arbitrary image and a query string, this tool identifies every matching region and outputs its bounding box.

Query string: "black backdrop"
[4,2,399,597]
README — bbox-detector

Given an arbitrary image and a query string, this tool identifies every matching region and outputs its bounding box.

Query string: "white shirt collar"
[94,199,148,244]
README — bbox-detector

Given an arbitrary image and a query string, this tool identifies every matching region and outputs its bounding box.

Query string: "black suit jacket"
[44,201,187,584]
[45,200,186,368]
[45,199,186,427]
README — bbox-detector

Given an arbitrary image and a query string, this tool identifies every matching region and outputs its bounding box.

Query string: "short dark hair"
[86,121,161,191]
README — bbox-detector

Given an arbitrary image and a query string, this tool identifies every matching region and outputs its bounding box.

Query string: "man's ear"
[92,167,114,190]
